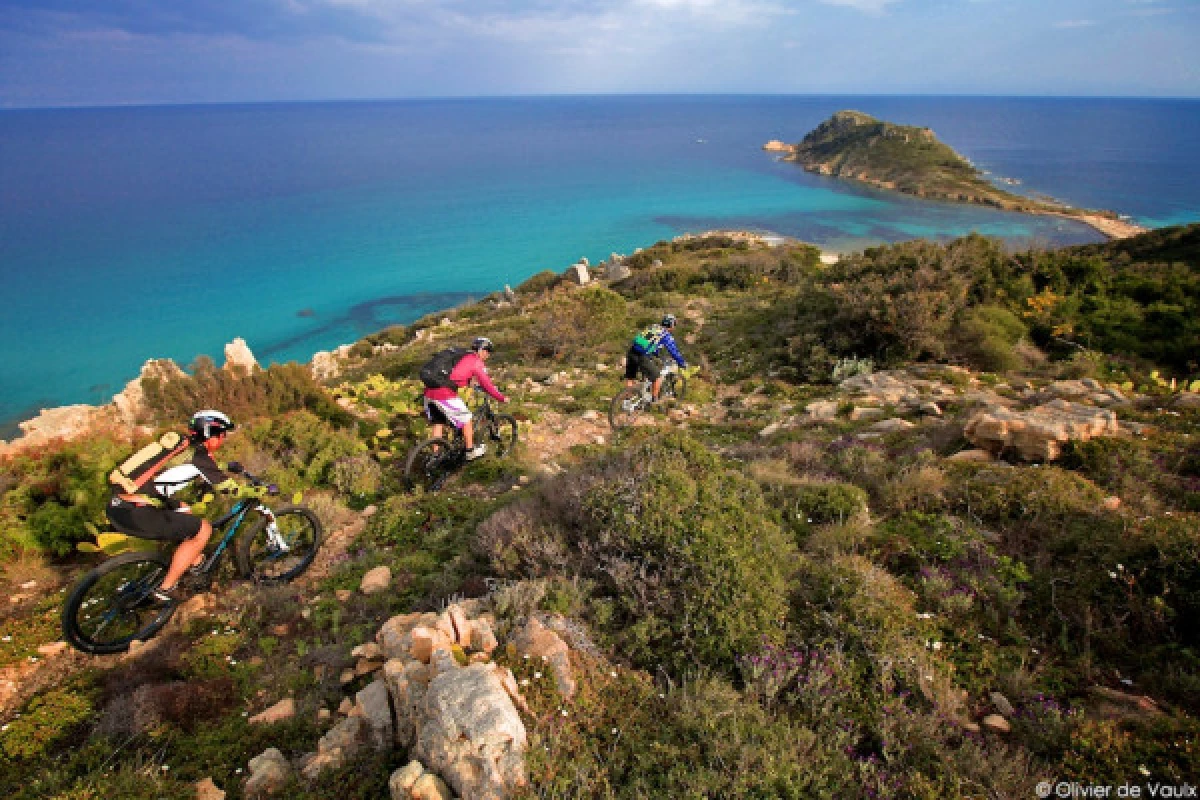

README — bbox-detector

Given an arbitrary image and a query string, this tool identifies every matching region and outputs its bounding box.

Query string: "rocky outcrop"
[964,399,1119,461]
[112,358,185,426]
[224,337,259,373]
[564,263,590,286]
[762,139,796,153]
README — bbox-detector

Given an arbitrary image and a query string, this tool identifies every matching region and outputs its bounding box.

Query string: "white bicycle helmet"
[189,409,235,441]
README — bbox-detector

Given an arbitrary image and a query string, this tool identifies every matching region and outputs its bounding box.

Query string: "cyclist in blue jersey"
[624,314,687,402]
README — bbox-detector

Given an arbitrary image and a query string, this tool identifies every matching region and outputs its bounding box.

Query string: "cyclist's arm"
[661,333,687,368]
[469,362,508,403]
[193,449,267,499]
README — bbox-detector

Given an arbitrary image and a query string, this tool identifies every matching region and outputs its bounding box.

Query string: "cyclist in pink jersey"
[423,337,509,460]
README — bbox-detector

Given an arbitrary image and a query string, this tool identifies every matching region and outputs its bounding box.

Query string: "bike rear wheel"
[487,414,519,457]
[62,551,174,655]
[609,386,647,430]
[405,437,458,492]
[236,505,323,584]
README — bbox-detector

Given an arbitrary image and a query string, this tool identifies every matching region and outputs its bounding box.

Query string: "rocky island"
[770,110,1147,239]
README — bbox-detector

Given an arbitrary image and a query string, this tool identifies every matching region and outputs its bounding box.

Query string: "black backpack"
[419,348,469,390]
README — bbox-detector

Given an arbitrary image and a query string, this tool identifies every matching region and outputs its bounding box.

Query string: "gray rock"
[989,691,1016,716]
[357,678,394,750]
[503,284,516,302]
[870,418,915,434]
[301,716,369,781]
[606,261,632,282]
[390,761,426,799]
[414,664,528,800]
[245,748,292,798]
[805,400,839,420]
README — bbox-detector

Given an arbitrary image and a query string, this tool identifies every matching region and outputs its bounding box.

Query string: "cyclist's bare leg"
[652,376,663,401]
[160,519,212,591]
[430,423,444,442]
[463,420,475,450]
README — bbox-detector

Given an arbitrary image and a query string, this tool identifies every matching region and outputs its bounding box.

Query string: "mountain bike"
[62,470,322,655]
[609,362,688,430]
[404,388,518,492]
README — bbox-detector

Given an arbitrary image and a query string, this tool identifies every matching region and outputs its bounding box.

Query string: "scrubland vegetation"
[1,224,1197,798]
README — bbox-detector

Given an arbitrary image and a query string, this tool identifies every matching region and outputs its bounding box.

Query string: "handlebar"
[239,469,279,496]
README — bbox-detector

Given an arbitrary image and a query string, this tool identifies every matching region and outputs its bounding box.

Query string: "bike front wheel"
[609,386,647,430]
[664,372,688,403]
[487,414,519,457]
[236,505,323,584]
[404,437,458,492]
[62,551,174,655]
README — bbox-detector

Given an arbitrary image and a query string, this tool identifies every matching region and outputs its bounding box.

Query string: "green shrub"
[243,411,366,489]
[0,435,125,557]
[515,270,560,294]
[784,481,869,526]
[475,430,794,676]
[953,304,1028,372]
[1,689,92,760]
[141,359,353,429]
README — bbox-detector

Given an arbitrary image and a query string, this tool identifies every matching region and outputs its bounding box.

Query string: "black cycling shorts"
[625,348,661,382]
[106,496,204,543]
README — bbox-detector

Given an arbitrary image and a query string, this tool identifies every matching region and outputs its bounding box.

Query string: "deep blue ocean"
[2,96,1199,435]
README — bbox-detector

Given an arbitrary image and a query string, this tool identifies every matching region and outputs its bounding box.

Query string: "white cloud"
[817,0,900,13]
[1054,19,1097,28]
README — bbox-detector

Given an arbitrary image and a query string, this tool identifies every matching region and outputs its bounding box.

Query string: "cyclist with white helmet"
[422,337,508,461]
[625,314,687,402]
[106,410,267,604]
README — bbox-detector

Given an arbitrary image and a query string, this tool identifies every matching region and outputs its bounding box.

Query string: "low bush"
[1,688,92,760]
[475,430,795,676]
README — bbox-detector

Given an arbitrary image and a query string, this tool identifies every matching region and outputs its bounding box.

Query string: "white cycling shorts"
[424,396,472,429]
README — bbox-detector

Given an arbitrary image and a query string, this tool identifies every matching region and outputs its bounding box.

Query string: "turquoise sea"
[2,96,1199,435]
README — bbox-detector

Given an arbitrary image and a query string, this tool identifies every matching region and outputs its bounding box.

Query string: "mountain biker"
[106,410,267,605]
[423,337,509,461]
[625,314,687,402]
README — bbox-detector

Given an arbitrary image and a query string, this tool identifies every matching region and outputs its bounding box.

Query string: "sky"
[0,0,1197,107]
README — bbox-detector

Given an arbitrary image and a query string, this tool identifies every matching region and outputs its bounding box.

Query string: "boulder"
[470,619,499,655]
[390,761,426,798]
[356,678,394,750]
[805,400,839,420]
[870,418,915,434]
[414,663,528,800]
[195,776,226,800]
[301,716,368,781]
[360,566,393,595]
[964,400,1119,462]
[980,714,1011,734]
[223,337,259,373]
[946,449,994,463]
[511,618,575,699]
[411,773,455,800]
[249,697,296,726]
[849,407,884,422]
[385,658,431,749]
[503,285,516,302]
[564,263,590,286]
[989,691,1015,717]
[35,641,68,657]
[605,261,632,282]
[245,748,292,798]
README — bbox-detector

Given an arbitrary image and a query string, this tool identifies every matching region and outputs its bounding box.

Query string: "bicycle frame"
[194,498,274,575]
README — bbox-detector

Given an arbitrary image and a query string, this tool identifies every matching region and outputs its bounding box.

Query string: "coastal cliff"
[773,110,1147,239]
